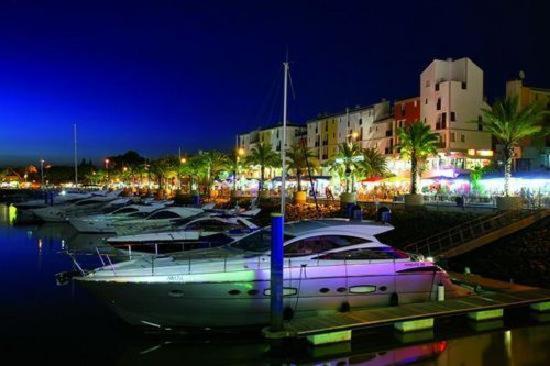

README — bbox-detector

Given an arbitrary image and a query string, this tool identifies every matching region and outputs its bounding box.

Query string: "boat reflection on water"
[111,323,550,365]
[300,340,448,366]
[27,223,112,252]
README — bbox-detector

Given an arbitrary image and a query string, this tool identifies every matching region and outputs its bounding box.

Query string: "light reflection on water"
[1,203,549,365]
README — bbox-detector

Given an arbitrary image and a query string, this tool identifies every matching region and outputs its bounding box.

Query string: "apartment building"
[420,57,493,170]
[238,122,306,156]
[307,100,392,165]
[394,96,420,128]
[505,75,550,169]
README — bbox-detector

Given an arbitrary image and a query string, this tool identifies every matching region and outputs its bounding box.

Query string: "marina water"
[1,203,549,365]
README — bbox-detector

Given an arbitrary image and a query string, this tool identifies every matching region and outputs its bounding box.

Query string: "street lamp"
[105,158,110,185]
[40,159,45,189]
[234,147,245,193]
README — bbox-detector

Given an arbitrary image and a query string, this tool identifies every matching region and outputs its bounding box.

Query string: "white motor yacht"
[14,191,94,210]
[75,219,469,328]
[68,201,173,233]
[32,190,122,222]
[111,207,206,235]
[107,215,260,255]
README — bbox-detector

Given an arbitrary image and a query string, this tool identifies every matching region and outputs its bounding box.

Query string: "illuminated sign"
[477,150,494,157]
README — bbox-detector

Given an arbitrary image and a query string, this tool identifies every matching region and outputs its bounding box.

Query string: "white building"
[238,123,306,156]
[307,100,392,165]
[420,57,493,169]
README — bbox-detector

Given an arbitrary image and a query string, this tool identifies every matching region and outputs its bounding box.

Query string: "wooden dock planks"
[285,288,550,336]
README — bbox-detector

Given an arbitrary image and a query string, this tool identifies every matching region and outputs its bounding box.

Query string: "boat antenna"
[74,123,78,187]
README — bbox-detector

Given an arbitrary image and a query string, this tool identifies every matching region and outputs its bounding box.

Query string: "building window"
[426,80,430,88]
[436,98,441,110]
[478,116,483,131]
[442,112,447,125]
[450,112,455,121]
[450,133,455,143]
[359,118,362,125]
[461,81,466,89]
[461,134,465,143]
[425,98,428,104]
[435,83,440,91]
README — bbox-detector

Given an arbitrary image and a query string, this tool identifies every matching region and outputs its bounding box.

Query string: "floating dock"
[266,273,550,345]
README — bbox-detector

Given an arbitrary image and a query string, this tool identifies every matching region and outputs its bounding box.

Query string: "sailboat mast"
[74,123,78,187]
[281,62,288,217]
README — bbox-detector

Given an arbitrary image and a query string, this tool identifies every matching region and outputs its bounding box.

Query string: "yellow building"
[506,76,550,169]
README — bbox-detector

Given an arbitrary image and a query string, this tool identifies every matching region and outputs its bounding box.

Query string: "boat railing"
[87,247,413,277]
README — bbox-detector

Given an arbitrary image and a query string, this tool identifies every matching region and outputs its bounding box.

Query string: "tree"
[329,142,363,193]
[106,151,146,170]
[396,121,439,195]
[470,164,494,194]
[359,147,388,179]
[228,150,246,194]
[245,143,280,191]
[286,143,317,191]
[197,150,230,196]
[179,155,206,194]
[150,156,178,190]
[481,97,546,196]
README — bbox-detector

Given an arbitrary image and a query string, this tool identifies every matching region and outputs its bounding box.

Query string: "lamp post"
[180,156,187,192]
[40,159,45,189]
[105,158,110,186]
[234,148,244,194]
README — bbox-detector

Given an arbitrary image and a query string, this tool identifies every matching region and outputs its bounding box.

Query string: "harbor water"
[1,203,550,365]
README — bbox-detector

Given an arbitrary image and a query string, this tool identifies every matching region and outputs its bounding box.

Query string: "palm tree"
[198,150,230,196]
[329,142,362,197]
[286,143,317,192]
[359,147,388,179]
[179,155,206,194]
[329,142,363,194]
[150,156,178,191]
[396,121,439,195]
[228,152,242,194]
[245,142,280,191]
[481,97,546,197]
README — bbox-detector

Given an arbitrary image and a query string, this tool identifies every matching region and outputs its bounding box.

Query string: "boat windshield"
[230,230,294,253]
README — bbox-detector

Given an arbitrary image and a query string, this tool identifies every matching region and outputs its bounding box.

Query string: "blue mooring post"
[270,212,284,332]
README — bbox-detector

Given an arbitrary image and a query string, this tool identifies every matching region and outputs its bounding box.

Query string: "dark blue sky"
[1,0,549,165]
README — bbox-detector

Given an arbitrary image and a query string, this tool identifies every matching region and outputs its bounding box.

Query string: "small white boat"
[111,207,205,235]
[107,215,260,255]
[75,219,470,328]
[68,201,173,233]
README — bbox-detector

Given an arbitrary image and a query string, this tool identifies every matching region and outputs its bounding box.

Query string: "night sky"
[1,0,549,166]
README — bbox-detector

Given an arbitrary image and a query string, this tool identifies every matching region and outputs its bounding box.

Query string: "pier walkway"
[275,274,550,342]
[403,209,549,259]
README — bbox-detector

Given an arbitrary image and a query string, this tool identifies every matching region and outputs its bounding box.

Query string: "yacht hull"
[77,271,461,328]
[70,218,114,233]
